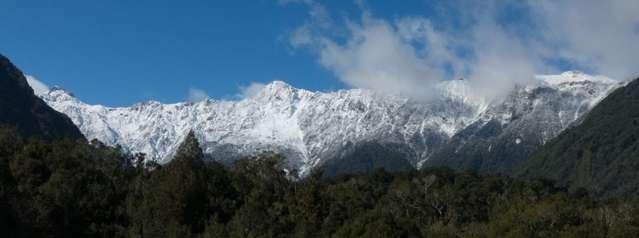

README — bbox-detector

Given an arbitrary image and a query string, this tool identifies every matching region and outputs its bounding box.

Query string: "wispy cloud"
[527,0,639,80]
[238,82,267,99]
[280,0,332,50]
[317,17,446,101]
[284,0,639,101]
[187,88,209,102]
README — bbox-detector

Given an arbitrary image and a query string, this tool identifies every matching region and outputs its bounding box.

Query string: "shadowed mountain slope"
[0,54,83,141]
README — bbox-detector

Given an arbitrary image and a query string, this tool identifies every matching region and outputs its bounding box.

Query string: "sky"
[2,0,638,106]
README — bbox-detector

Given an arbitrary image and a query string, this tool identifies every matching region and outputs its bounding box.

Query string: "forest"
[2,126,639,238]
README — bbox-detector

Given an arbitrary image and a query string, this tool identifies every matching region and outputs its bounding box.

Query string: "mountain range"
[4,51,639,236]
[33,70,622,176]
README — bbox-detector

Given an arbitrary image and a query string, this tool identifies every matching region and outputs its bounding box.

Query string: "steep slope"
[519,77,639,199]
[0,54,83,141]
[425,72,620,175]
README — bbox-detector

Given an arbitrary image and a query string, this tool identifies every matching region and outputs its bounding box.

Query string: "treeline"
[1,126,639,237]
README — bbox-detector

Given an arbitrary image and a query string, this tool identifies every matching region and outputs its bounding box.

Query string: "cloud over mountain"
[284,0,639,101]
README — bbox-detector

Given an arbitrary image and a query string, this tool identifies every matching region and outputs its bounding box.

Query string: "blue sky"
[2,0,638,106]
[0,0,349,105]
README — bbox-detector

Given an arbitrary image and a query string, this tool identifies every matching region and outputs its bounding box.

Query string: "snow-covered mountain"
[34,71,621,175]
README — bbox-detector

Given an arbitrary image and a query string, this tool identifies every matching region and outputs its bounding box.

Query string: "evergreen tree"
[134,130,209,237]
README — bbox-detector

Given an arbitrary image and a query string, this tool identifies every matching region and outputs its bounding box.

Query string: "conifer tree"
[137,130,209,236]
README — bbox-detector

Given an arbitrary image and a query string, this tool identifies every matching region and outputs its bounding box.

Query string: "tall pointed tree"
[172,130,204,165]
[138,130,209,236]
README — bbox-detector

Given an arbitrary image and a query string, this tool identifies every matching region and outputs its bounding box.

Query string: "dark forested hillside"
[0,54,83,141]
[519,78,639,199]
[320,141,414,177]
[425,119,539,175]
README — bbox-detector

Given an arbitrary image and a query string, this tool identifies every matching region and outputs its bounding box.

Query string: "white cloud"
[464,12,541,100]
[317,17,446,100]
[25,75,50,95]
[527,0,639,80]
[285,0,639,101]
[187,88,209,102]
[238,82,267,99]
[283,0,332,50]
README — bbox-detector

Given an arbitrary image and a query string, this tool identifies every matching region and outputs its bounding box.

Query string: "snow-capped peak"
[49,85,73,95]
[254,80,301,100]
[265,80,294,90]
[537,71,616,86]
[436,78,486,109]
[40,86,82,104]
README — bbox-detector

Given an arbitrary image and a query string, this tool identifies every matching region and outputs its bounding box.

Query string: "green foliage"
[133,133,205,236]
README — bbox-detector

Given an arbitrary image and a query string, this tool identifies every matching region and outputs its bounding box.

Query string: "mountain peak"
[538,71,616,86]
[263,80,297,93]
[254,80,304,101]
[436,79,486,108]
[560,70,586,78]
[266,80,293,89]
[50,86,74,96]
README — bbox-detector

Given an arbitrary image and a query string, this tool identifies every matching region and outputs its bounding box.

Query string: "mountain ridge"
[425,74,622,174]
[33,72,621,175]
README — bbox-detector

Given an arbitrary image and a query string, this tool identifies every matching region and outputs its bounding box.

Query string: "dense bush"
[1,126,638,237]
